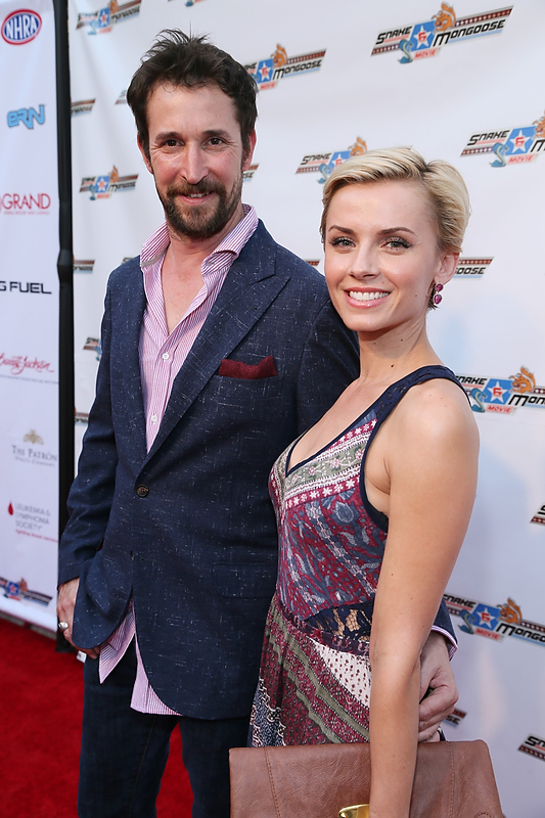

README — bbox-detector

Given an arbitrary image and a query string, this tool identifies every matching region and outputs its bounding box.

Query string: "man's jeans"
[78,641,250,818]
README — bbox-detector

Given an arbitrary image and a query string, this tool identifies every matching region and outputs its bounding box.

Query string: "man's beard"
[159,173,243,240]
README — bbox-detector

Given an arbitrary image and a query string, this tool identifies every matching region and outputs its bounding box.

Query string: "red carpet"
[0,615,192,817]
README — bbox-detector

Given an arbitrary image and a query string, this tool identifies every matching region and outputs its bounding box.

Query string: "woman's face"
[324,180,457,336]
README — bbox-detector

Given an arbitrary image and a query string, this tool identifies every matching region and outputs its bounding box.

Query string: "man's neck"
[165,201,246,270]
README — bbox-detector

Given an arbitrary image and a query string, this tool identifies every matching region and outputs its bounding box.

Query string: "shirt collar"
[140,204,258,270]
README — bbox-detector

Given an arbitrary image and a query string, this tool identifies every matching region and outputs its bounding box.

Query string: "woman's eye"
[330,237,353,247]
[386,238,410,249]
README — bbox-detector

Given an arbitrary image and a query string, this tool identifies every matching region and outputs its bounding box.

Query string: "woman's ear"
[437,251,459,286]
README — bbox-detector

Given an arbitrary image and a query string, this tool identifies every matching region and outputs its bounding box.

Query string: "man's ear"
[137,134,153,175]
[242,130,257,171]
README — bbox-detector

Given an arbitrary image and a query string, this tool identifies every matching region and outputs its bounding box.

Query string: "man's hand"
[56,578,100,659]
[417,631,458,741]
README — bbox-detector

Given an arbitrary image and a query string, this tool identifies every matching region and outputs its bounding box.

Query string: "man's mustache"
[167,181,224,198]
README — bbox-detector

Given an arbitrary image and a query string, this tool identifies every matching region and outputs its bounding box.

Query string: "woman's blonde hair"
[320,146,470,254]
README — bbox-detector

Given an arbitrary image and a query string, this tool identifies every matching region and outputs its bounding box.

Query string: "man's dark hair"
[126,30,258,160]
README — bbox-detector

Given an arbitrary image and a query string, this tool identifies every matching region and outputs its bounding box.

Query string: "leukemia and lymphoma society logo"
[445,594,545,648]
[462,110,545,167]
[8,500,56,542]
[80,166,137,200]
[0,575,52,606]
[457,365,545,415]
[1,9,41,44]
[0,193,51,215]
[245,44,325,91]
[76,0,140,34]
[0,353,55,380]
[372,3,511,63]
[297,137,367,184]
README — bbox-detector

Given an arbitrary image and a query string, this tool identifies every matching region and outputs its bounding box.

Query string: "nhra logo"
[0,574,52,606]
[76,0,140,34]
[462,109,545,167]
[7,105,45,129]
[445,594,545,648]
[454,257,492,278]
[245,44,325,91]
[457,365,545,415]
[1,10,41,44]
[71,99,96,116]
[80,166,137,199]
[530,503,545,526]
[297,137,367,184]
[372,4,511,63]
[519,735,545,763]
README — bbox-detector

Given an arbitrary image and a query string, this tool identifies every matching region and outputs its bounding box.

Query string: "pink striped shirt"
[99,205,258,714]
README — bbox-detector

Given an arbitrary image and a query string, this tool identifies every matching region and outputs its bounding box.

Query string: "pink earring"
[433,283,444,305]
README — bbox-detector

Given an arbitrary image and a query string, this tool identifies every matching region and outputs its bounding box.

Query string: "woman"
[248,147,479,818]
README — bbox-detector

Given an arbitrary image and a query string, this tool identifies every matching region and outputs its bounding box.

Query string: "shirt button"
[136,485,149,498]
[150,414,157,423]
[162,352,169,361]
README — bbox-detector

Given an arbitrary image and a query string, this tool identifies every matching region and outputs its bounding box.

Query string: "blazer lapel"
[115,261,148,467]
[144,223,289,463]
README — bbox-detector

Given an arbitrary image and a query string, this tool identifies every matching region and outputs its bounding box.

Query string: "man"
[57,31,457,818]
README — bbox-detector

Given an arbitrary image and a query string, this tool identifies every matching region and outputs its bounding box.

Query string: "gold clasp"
[339,805,370,818]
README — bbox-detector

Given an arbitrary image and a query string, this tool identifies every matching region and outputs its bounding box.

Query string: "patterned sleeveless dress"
[248,366,461,747]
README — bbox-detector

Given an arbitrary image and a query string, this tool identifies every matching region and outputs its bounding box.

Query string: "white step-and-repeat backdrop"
[2,0,543,812]
[0,0,59,630]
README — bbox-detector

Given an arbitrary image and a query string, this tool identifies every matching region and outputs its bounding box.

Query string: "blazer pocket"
[213,562,277,598]
[218,355,277,380]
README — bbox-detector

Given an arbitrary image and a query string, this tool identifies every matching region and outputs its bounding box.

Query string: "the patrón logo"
[23,429,44,445]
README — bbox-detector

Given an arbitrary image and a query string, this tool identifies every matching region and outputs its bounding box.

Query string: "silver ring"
[58,621,69,631]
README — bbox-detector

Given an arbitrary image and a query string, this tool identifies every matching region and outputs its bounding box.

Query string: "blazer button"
[136,484,149,498]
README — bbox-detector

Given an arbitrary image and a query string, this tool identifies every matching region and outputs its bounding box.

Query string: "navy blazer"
[59,221,454,718]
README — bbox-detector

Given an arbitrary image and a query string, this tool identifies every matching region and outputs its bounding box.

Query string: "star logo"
[508,129,532,154]
[259,62,271,82]
[415,25,431,46]
[485,380,511,404]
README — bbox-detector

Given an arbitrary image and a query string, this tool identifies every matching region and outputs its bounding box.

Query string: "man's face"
[139,82,256,243]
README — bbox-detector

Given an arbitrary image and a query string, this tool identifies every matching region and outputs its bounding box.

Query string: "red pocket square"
[218,355,277,380]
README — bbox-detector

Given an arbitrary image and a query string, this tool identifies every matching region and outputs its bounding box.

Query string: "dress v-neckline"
[285,365,452,477]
